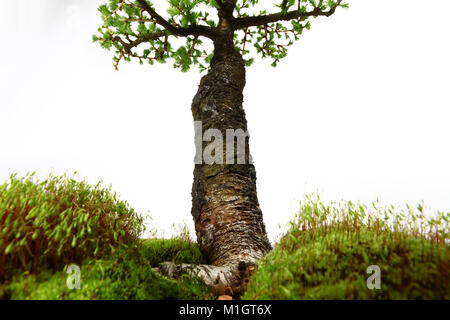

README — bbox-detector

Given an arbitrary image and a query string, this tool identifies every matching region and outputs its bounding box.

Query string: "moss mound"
[0,173,213,300]
[1,239,212,300]
[3,173,448,300]
[243,196,449,300]
[0,172,144,280]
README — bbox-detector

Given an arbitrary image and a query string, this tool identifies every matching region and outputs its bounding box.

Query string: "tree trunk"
[159,23,272,298]
[191,48,272,267]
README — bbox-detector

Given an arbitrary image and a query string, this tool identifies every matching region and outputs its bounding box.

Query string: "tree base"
[155,260,257,299]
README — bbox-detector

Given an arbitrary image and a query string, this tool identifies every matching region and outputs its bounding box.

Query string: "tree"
[94,0,347,296]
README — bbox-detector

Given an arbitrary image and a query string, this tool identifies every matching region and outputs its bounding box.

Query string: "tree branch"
[136,0,216,39]
[233,2,343,30]
[115,30,167,53]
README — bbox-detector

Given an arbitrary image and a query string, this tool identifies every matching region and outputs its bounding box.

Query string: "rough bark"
[190,50,272,267]
[159,12,272,298]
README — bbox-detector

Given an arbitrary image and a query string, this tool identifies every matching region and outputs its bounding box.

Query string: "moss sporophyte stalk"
[1,174,448,299]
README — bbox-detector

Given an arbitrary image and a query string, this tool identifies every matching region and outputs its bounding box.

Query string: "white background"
[1,0,449,243]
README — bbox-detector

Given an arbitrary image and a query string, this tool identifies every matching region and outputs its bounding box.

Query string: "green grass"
[243,195,449,299]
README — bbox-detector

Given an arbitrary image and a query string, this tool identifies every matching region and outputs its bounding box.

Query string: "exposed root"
[155,260,257,298]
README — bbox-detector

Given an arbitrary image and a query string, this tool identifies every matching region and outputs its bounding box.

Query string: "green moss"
[4,173,448,300]
[0,172,144,280]
[243,196,449,300]
[140,238,204,266]
[0,173,213,300]
[1,241,213,300]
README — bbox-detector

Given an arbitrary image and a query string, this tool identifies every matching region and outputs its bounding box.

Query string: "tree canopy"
[93,0,348,71]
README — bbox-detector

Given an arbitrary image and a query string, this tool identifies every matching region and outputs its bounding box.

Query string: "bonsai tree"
[94,0,347,295]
